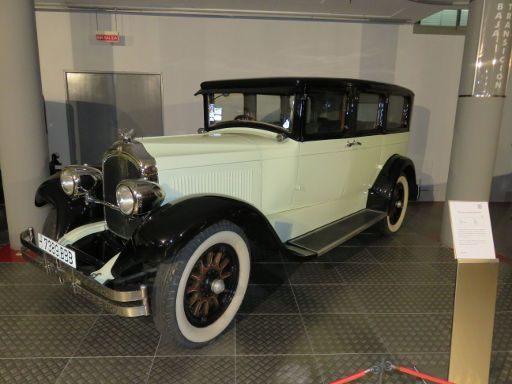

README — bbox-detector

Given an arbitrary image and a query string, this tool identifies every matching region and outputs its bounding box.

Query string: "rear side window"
[387,95,409,132]
[304,92,350,139]
[356,93,383,135]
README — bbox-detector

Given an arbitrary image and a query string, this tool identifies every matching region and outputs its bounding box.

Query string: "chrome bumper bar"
[20,227,150,318]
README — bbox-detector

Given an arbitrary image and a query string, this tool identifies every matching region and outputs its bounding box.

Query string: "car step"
[286,209,387,257]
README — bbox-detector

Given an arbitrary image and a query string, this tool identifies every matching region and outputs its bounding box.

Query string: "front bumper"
[20,228,150,318]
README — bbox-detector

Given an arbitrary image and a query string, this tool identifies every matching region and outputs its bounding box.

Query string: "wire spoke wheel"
[184,244,239,327]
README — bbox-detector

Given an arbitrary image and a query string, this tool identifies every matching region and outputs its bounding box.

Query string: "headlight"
[116,184,136,215]
[115,180,165,216]
[60,166,102,197]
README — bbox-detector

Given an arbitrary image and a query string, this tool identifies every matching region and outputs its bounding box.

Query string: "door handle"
[346,140,362,147]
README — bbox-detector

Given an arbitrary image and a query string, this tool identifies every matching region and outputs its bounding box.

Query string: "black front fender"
[35,172,104,239]
[111,195,283,278]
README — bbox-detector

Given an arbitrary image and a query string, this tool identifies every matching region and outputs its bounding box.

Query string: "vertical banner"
[473,1,512,96]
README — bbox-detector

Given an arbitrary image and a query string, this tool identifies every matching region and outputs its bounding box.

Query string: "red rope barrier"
[329,369,369,384]
[397,366,454,384]
[330,362,455,384]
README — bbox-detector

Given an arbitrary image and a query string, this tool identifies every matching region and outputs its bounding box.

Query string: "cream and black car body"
[21,78,418,346]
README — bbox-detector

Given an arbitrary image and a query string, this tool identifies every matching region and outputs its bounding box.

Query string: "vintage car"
[21,77,418,346]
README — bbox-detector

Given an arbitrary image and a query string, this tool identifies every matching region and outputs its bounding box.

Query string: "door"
[344,91,385,210]
[66,72,164,165]
[292,90,355,227]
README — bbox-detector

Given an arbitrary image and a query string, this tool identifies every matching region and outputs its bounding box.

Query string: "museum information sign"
[449,201,496,260]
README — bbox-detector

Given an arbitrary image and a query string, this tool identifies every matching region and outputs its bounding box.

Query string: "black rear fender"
[367,154,418,212]
[111,195,283,278]
[35,172,104,239]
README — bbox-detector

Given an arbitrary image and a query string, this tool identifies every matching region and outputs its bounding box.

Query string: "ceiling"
[34,0,470,23]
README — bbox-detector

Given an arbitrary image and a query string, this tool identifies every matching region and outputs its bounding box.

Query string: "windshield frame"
[201,92,301,140]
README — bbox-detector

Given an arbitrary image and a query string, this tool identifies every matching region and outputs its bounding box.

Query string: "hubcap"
[183,244,239,327]
[211,279,225,295]
[389,181,405,225]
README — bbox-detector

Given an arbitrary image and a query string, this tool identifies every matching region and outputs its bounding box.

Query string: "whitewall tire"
[152,221,250,347]
[383,175,409,234]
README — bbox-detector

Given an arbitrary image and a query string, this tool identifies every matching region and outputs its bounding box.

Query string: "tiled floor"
[0,202,511,383]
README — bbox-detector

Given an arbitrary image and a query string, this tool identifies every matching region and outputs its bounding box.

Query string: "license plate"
[38,233,76,268]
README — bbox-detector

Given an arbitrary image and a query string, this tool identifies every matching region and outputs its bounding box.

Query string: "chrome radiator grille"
[103,154,144,239]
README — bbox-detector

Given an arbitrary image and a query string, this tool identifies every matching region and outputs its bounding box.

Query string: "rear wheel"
[152,221,250,347]
[382,174,409,234]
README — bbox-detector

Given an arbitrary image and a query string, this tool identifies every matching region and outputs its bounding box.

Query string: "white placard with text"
[449,201,496,260]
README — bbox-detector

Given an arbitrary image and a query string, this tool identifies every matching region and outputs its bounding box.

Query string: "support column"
[0,0,49,249]
[441,0,512,246]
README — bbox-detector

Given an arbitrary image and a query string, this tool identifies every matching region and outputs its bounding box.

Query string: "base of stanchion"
[449,258,499,384]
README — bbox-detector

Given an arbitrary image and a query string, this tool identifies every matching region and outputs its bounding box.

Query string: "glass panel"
[357,93,380,132]
[208,93,294,131]
[420,10,458,27]
[460,9,469,27]
[387,95,405,130]
[304,92,349,137]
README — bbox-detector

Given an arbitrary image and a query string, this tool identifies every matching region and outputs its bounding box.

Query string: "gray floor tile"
[239,284,299,314]
[75,316,160,357]
[237,355,322,384]
[236,315,311,355]
[399,284,455,313]
[369,246,454,263]
[324,247,377,263]
[0,285,101,315]
[490,351,512,384]
[493,312,512,351]
[0,358,67,384]
[371,314,452,353]
[0,263,57,285]
[0,315,97,358]
[58,357,152,384]
[149,356,235,384]
[0,203,510,382]
[303,314,386,354]
[156,326,234,356]
[497,284,512,312]
[249,263,288,284]
[499,262,512,283]
[292,284,361,314]
[395,233,441,247]
[382,263,448,284]
[286,263,342,284]
[429,263,457,284]
[353,284,417,314]
[335,263,394,284]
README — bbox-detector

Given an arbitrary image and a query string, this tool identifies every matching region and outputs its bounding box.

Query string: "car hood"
[138,128,297,170]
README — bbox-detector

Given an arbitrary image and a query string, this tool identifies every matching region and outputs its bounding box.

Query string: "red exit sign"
[96,31,120,43]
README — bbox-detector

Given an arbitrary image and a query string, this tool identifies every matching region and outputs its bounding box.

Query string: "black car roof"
[196,77,413,97]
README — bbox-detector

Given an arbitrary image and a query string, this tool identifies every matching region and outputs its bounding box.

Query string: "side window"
[356,93,383,135]
[386,95,408,132]
[304,92,350,139]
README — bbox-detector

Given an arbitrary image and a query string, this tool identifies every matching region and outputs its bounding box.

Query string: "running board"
[286,209,387,257]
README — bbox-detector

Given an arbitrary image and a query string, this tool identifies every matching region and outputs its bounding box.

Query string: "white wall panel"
[35,11,512,201]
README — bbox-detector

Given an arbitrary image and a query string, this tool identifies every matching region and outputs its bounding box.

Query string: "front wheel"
[382,174,409,234]
[152,221,250,347]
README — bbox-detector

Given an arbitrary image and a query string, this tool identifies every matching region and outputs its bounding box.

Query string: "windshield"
[207,93,295,132]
